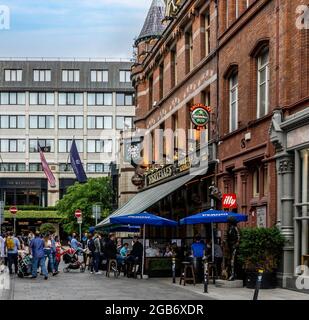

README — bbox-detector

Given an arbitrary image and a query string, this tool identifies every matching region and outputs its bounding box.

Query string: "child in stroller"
[62,248,86,273]
[17,251,32,278]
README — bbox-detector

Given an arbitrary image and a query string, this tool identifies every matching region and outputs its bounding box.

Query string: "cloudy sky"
[0,0,153,59]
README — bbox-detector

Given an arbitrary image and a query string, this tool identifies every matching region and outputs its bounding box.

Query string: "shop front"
[0,178,48,206]
[270,108,309,292]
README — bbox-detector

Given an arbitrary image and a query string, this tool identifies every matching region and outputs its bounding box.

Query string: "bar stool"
[106,259,118,277]
[179,262,196,286]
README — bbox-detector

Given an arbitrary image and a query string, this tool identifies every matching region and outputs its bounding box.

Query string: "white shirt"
[0,236,5,257]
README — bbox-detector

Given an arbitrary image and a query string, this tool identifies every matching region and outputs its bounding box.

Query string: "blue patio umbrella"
[109,225,141,233]
[110,212,178,277]
[180,210,248,225]
[180,209,248,262]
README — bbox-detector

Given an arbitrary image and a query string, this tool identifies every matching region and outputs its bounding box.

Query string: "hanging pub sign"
[190,104,211,129]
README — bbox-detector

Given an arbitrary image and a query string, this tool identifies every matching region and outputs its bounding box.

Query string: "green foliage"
[4,211,62,219]
[238,227,285,272]
[56,177,113,234]
[40,223,56,235]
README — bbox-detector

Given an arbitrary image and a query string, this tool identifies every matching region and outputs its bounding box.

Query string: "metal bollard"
[253,269,264,300]
[204,259,209,293]
[172,257,176,284]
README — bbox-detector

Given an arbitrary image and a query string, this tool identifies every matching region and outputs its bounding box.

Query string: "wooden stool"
[106,259,118,277]
[179,262,196,286]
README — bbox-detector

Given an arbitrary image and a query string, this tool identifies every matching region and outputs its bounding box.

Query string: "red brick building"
[101,0,308,289]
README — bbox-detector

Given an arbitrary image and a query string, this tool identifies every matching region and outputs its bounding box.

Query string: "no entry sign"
[75,209,82,219]
[10,206,18,215]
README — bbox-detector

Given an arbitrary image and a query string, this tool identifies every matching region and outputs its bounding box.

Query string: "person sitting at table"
[164,245,173,257]
[146,244,160,257]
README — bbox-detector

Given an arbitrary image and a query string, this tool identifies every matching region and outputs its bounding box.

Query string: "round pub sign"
[190,104,211,128]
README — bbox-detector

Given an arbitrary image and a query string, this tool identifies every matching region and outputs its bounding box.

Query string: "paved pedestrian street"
[8,270,210,300]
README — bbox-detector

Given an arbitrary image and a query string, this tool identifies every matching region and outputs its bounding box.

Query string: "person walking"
[5,232,20,275]
[93,233,102,275]
[54,235,62,273]
[30,232,48,280]
[0,233,6,271]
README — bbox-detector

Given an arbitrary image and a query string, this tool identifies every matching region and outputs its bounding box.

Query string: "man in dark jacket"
[105,233,117,260]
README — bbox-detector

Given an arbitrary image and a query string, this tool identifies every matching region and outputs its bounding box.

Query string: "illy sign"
[222,194,237,209]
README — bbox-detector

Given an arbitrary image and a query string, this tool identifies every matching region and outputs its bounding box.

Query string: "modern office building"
[0,59,136,208]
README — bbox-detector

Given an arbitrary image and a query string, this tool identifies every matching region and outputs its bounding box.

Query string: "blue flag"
[70,139,87,183]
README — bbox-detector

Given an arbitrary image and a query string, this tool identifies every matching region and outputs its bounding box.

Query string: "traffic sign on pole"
[9,206,18,235]
[9,206,18,215]
[75,209,82,219]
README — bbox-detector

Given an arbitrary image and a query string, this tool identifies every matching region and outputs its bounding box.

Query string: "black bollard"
[172,257,176,284]
[253,269,264,300]
[204,259,209,293]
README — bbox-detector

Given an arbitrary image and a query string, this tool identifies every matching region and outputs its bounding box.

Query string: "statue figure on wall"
[164,0,182,19]
[226,217,240,281]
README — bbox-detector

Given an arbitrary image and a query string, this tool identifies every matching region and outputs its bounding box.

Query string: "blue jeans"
[93,252,101,273]
[32,256,48,277]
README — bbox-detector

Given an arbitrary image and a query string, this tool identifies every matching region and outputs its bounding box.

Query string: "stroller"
[17,253,32,278]
[62,248,85,273]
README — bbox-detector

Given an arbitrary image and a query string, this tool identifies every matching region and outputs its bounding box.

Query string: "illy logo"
[222,194,237,209]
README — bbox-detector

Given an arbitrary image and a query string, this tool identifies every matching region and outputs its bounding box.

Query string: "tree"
[40,223,56,235]
[56,177,113,235]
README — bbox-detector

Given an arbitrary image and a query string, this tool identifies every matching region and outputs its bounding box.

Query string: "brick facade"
[131,0,309,230]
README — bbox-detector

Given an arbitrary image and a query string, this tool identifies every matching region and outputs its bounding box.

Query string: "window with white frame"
[0,163,26,172]
[87,139,113,153]
[29,92,55,105]
[229,72,238,132]
[29,115,54,129]
[257,47,270,118]
[87,116,112,129]
[91,70,108,82]
[87,93,113,106]
[58,116,83,129]
[62,70,80,82]
[116,93,134,106]
[58,139,83,153]
[0,115,25,129]
[87,163,110,173]
[0,139,26,153]
[116,116,133,130]
[0,92,26,105]
[4,69,23,82]
[119,70,131,83]
[58,93,83,105]
[33,70,51,82]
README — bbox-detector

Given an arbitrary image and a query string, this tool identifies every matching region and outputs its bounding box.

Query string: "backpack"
[6,237,15,251]
[87,238,95,252]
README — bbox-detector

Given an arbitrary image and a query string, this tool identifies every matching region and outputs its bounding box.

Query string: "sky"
[0,0,153,59]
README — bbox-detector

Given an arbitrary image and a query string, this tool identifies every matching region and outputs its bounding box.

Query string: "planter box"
[245,271,277,289]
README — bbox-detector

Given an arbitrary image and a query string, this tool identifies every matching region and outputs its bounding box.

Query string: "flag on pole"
[70,139,87,183]
[39,143,56,188]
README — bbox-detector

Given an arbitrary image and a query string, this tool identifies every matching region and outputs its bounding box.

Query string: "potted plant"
[238,227,285,289]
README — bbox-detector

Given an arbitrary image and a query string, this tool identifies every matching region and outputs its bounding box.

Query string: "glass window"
[30,93,37,105]
[96,117,104,129]
[88,93,96,106]
[1,116,9,128]
[87,116,95,129]
[9,93,17,105]
[33,70,39,82]
[0,92,9,104]
[1,140,9,152]
[104,140,113,153]
[87,164,96,172]
[17,93,25,105]
[58,140,67,153]
[125,94,133,106]
[116,93,125,106]
[87,140,96,153]
[96,93,104,106]
[9,116,17,129]
[67,93,75,105]
[59,93,66,105]
[38,92,46,105]
[257,48,270,118]
[116,116,124,130]
[46,93,54,105]
[46,116,54,128]
[104,93,113,106]
[75,116,83,129]
[67,116,75,129]
[75,93,83,105]
[229,72,238,132]
[104,116,112,129]
[119,70,131,82]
